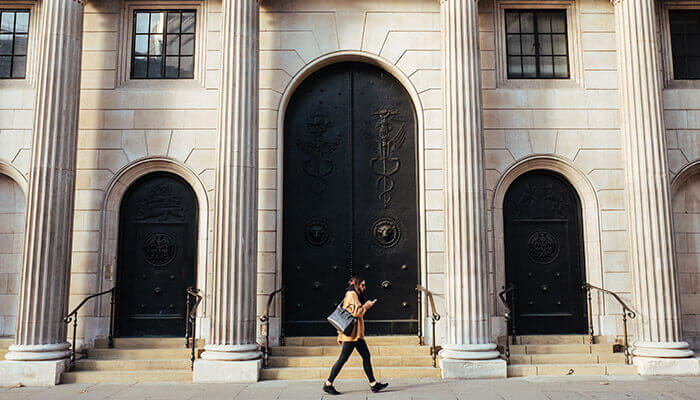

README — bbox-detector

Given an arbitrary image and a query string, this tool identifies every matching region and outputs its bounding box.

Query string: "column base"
[193,359,262,383]
[200,344,262,361]
[439,358,507,379]
[439,343,501,360]
[0,360,68,386]
[634,356,700,376]
[4,343,71,361]
[632,341,694,358]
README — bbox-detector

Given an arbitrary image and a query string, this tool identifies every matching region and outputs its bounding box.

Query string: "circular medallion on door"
[527,230,560,265]
[143,232,177,267]
[371,217,401,248]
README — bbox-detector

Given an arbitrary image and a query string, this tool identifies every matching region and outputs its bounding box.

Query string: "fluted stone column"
[439,0,505,379]
[0,0,85,386]
[193,0,261,383]
[613,0,698,375]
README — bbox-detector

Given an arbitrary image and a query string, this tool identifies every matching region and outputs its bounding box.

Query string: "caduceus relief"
[296,114,342,203]
[368,107,406,208]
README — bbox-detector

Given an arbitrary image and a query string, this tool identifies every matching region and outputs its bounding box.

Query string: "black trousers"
[327,339,376,383]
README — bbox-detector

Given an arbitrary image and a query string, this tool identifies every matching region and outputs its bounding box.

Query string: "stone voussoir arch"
[95,157,210,319]
[0,161,28,196]
[490,156,606,334]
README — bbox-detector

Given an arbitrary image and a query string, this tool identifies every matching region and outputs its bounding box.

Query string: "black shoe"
[323,384,341,395]
[371,382,389,393]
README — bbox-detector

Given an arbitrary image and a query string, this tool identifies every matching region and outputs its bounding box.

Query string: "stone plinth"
[0,360,68,386]
[193,359,261,383]
[440,358,507,380]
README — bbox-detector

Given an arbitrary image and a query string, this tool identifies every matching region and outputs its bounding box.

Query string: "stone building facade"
[0,0,698,385]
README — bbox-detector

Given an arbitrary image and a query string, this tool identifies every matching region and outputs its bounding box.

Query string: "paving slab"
[0,376,699,399]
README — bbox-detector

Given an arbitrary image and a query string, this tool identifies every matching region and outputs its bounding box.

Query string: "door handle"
[381,280,392,289]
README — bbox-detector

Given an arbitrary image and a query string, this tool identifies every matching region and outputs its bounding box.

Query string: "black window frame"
[130,9,196,80]
[669,10,700,80]
[0,9,30,80]
[504,9,570,80]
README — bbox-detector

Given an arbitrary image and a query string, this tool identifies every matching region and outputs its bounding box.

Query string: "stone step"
[86,348,197,360]
[507,363,638,377]
[270,345,430,357]
[73,358,191,371]
[497,335,610,345]
[261,366,441,380]
[60,370,192,384]
[94,337,204,349]
[284,336,418,346]
[268,355,434,368]
[508,343,614,354]
[509,352,626,365]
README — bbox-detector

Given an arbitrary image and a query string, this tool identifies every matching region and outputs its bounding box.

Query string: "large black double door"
[504,170,587,335]
[283,62,419,336]
[116,172,198,337]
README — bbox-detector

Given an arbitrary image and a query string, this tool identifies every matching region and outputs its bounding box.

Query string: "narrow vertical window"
[0,10,29,79]
[131,10,196,79]
[669,10,700,80]
[505,9,569,79]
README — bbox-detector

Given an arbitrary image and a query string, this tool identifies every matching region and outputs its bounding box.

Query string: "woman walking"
[323,276,389,395]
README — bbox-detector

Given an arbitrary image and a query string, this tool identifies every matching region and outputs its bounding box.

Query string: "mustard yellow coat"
[337,290,366,342]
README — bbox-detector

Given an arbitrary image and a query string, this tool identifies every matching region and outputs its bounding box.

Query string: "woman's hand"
[363,299,377,310]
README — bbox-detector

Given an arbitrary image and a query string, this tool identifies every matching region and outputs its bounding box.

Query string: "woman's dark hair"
[348,275,364,285]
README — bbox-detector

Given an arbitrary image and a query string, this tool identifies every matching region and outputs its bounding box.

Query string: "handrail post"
[498,285,514,364]
[109,288,115,348]
[191,310,196,368]
[623,310,630,365]
[417,287,423,346]
[586,285,594,344]
[186,292,191,348]
[431,314,436,368]
[511,286,517,345]
[260,287,284,369]
[70,316,77,370]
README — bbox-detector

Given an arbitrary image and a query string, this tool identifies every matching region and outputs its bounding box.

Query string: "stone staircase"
[262,336,441,380]
[500,335,638,377]
[60,338,201,383]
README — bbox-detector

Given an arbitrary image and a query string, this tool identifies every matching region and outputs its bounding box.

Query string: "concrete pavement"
[1,376,699,399]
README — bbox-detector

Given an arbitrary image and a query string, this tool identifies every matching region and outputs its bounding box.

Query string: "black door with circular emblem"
[504,170,587,335]
[283,62,419,336]
[116,172,198,337]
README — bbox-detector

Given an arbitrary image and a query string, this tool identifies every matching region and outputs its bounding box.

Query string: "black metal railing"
[582,283,636,364]
[415,285,441,368]
[63,287,116,370]
[185,286,202,370]
[498,284,515,364]
[260,287,284,368]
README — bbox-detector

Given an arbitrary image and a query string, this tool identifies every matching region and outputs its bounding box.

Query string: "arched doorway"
[0,174,25,337]
[503,170,587,335]
[283,62,419,336]
[115,172,198,337]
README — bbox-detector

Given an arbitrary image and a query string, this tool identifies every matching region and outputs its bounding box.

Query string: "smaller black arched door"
[116,172,198,337]
[504,170,587,335]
